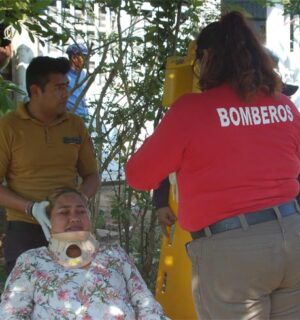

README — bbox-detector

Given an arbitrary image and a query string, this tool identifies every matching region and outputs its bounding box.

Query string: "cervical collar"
[48,231,99,269]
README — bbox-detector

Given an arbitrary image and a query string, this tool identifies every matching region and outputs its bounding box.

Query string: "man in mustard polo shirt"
[0,56,99,274]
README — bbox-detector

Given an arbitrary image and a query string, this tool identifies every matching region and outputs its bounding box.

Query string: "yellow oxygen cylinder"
[162,41,199,107]
[156,41,200,320]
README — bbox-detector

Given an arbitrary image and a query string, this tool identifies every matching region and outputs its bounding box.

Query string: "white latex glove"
[31,201,51,241]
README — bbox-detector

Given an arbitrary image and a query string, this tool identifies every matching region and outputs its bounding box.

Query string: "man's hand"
[156,206,177,237]
[31,201,51,241]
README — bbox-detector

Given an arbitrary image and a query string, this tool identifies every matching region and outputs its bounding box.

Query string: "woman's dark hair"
[26,56,70,97]
[196,11,281,100]
[46,188,87,217]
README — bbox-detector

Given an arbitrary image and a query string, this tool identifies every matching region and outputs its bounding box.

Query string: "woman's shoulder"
[10,247,50,275]
[171,84,234,108]
[20,246,48,258]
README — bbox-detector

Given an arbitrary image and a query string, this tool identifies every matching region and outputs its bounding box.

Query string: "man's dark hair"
[0,23,11,47]
[26,56,70,97]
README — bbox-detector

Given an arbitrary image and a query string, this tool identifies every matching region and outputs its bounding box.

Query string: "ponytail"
[196,11,281,100]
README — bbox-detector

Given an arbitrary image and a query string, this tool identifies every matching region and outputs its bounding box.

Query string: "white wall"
[266,4,300,107]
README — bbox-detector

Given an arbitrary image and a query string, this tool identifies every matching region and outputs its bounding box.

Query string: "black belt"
[191,200,298,240]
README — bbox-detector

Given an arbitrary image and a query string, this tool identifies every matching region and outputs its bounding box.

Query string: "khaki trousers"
[186,212,300,320]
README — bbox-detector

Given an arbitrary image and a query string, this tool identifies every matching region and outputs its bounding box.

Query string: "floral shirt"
[0,244,169,320]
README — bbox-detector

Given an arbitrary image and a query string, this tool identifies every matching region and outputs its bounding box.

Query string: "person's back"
[126,11,300,320]
[161,84,300,231]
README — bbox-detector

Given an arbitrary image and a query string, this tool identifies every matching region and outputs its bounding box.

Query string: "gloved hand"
[31,201,51,241]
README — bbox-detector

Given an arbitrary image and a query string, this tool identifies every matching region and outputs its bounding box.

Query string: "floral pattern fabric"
[0,244,169,320]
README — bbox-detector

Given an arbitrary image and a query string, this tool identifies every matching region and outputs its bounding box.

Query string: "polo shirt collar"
[16,103,31,119]
[16,103,70,124]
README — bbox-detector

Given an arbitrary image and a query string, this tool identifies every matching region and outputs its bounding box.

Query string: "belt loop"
[294,199,300,214]
[274,206,282,222]
[204,227,212,238]
[238,214,249,230]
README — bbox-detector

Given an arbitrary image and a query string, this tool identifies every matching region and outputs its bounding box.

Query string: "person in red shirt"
[126,11,300,320]
[153,48,300,238]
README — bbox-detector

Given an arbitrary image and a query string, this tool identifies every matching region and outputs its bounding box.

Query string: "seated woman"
[0,188,169,320]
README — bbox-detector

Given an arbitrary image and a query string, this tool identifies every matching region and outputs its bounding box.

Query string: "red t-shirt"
[125,84,300,232]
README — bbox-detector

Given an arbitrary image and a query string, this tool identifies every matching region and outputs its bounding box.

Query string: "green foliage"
[93,209,106,229]
[282,0,300,15]
[0,0,51,24]
[0,0,73,45]
[0,76,25,116]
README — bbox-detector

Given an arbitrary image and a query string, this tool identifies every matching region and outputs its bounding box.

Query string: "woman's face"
[50,192,91,234]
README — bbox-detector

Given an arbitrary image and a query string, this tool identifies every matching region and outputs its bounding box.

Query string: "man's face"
[50,192,91,234]
[37,73,69,118]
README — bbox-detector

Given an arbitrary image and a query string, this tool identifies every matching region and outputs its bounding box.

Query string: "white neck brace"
[48,231,99,269]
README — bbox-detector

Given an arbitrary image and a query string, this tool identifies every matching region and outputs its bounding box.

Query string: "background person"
[126,11,300,319]
[153,48,300,238]
[266,47,299,97]
[66,43,89,118]
[0,188,169,320]
[0,56,99,274]
[0,23,12,72]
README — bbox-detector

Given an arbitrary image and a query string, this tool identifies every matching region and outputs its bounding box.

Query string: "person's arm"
[0,183,30,214]
[79,171,100,198]
[0,253,34,319]
[153,178,176,237]
[0,120,30,213]
[116,246,170,319]
[156,206,176,238]
[0,183,51,239]
[77,120,100,198]
[125,95,193,191]
[0,121,51,239]
[153,178,170,209]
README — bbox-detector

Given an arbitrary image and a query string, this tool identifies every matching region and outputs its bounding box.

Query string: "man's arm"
[153,178,170,209]
[0,183,51,240]
[0,183,30,214]
[0,121,29,212]
[0,121,51,239]
[153,178,176,237]
[76,119,100,198]
[125,95,192,190]
[79,171,100,199]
